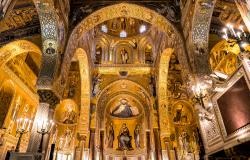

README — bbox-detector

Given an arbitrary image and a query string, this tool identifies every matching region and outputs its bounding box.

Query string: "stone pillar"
[162,138,171,160]
[150,129,156,160]
[74,134,86,160]
[44,109,55,159]
[27,103,50,153]
[79,135,86,160]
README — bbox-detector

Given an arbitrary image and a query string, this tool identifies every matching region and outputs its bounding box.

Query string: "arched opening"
[94,79,152,159]
[0,39,42,156]
[57,3,191,95]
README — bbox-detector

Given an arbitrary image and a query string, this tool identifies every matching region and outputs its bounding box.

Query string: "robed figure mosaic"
[106,122,114,148]
[111,99,139,118]
[117,123,133,150]
[134,124,140,148]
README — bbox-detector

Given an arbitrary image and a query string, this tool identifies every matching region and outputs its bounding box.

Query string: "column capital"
[77,133,87,142]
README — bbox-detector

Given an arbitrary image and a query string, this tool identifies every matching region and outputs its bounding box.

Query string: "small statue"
[120,48,128,64]
[106,122,114,148]
[117,123,133,150]
[134,124,140,148]
[92,74,102,96]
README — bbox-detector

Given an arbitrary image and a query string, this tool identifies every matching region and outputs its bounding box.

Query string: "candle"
[239,25,245,33]
[27,120,32,131]
[41,120,45,130]
[222,34,228,41]
[237,32,241,39]
[22,118,28,130]
[227,23,237,37]
[239,25,247,37]
[223,28,227,35]
[19,118,23,130]
[17,119,20,130]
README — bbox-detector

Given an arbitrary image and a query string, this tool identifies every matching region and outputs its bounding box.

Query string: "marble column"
[162,139,170,160]
[79,135,86,160]
[74,134,86,160]
[44,109,55,159]
[27,102,50,153]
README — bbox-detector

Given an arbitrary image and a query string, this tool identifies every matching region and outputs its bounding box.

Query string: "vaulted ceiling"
[0,0,244,49]
[0,0,40,46]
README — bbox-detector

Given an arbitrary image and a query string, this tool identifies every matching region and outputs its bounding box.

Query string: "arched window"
[145,44,153,64]
[95,45,102,64]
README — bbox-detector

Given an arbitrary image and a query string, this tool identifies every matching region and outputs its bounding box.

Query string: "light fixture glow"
[139,24,146,33]
[241,42,248,48]
[239,25,244,30]
[101,25,108,33]
[120,30,127,38]
[226,23,233,28]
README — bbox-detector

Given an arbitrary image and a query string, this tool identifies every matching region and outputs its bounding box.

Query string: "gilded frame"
[212,66,250,143]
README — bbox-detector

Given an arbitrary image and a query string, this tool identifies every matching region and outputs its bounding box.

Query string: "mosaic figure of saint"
[46,43,56,55]
[117,123,132,150]
[120,48,128,64]
[111,99,133,118]
[134,124,140,148]
[61,108,77,124]
[106,122,114,148]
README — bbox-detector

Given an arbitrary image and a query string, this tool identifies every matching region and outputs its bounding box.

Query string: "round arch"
[57,2,191,96]
[94,79,152,155]
[75,48,91,136]
[157,48,174,137]
[0,40,41,68]
[96,79,152,127]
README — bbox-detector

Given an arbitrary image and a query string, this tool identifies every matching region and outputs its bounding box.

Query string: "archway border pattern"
[75,48,91,136]
[33,0,61,88]
[191,0,217,75]
[157,48,174,138]
[0,40,41,68]
[56,2,191,97]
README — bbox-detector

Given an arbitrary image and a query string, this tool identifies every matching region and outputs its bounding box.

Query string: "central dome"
[98,17,150,38]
